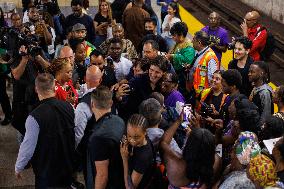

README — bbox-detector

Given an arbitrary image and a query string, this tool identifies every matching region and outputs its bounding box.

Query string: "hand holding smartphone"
[181,104,193,128]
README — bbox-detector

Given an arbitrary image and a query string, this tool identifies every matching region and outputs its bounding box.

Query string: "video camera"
[227,41,236,50]
[35,0,60,16]
[36,4,48,13]
[0,26,42,57]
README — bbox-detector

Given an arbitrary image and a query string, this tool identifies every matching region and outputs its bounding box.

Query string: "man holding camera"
[0,13,20,126]
[4,13,23,57]
[11,44,49,134]
[201,12,229,63]
[25,6,52,57]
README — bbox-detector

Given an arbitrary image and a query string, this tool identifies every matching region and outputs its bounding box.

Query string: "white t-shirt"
[48,27,56,55]
[113,56,133,82]
[22,10,29,23]
[161,15,181,38]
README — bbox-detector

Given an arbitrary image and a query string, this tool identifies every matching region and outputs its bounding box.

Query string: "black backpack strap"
[255,26,267,37]
[145,136,169,189]
[144,137,157,189]
[148,136,156,164]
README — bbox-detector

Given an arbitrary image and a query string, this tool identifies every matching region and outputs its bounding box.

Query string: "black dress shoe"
[1,117,11,126]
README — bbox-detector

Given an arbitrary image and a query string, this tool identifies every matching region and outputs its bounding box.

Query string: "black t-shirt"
[201,91,224,133]
[64,14,96,44]
[138,34,169,54]
[128,137,154,189]
[118,74,161,121]
[5,27,21,56]
[89,136,124,188]
[10,58,41,103]
[10,57,43,133]
[94,13,109,26]
[278,170,284,183]
[204,91,224,112]
[219,93,240,126]
[228,57,253,97]
[111,0,130,23]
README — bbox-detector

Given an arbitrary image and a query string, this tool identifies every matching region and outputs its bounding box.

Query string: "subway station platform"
[0,0,283,187]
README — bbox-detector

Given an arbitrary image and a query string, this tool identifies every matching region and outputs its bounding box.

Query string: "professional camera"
[36,4,47,13]
[0,26,42,57]
[0,27,9,48]
[35,0,60,16]
[227,41,236,50]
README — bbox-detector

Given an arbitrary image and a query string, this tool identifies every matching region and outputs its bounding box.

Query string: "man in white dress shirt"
[107,37,133,82]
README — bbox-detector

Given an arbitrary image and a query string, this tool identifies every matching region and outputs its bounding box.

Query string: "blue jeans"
[152,15,161,35]
[94,35,107,48]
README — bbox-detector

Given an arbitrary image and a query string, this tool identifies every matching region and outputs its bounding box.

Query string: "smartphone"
[200,101,213,117]
[181,104,192,128]
[216,144,222,157]
[121,53,129,59]
[107,18,112,24]
[125,84,134,94]
[200,101,209,108]
[66,86,75,97]
[39,12,44,21]
[69,91,75,97]
[106,57,114,67]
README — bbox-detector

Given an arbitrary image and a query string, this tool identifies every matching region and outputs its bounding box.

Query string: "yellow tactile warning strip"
[179,4,278,111]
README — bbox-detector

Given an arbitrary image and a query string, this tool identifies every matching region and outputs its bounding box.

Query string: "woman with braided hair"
[47,57,78,107]
[120,114,155,189]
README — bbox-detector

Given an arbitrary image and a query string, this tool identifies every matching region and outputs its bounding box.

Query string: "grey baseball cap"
[72,23,86,31]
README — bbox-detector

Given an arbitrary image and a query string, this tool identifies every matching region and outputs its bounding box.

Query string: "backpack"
[145,140,169,189]
[256,27,276,61]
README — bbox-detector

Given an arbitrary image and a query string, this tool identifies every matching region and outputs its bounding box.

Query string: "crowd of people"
[0,0,284,188]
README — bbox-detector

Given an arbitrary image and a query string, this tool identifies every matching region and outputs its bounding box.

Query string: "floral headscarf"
[234,131,261,165]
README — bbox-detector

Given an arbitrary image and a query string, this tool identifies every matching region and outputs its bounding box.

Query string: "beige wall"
[0,0,98,9]
[241,0,284,24]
